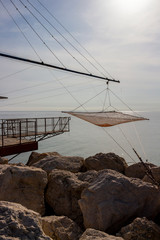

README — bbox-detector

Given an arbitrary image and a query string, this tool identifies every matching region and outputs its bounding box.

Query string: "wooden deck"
[0,138,38,156]
[0,116,70,156]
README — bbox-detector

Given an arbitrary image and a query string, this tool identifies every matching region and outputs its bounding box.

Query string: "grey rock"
[0,164,47,215]
[41,215,82,240]
[32,154,84,174]
[80,228,124,240]
[125,162,156,179]
[85,153,127,173]
[45,169,88,225]
[0,201,51,240]
[27,151,61,166]
[117,217,160,240]
[79,169,160,233]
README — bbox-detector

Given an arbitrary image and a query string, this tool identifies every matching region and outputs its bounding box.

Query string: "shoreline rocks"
[0,151,160,240]
[0,164,48,215]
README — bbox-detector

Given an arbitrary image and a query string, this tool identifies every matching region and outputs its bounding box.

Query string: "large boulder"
[117,217,160,240]
[76,170,99,183]
[79,228,124,240]
[84,153,127,173]
[45,169,88,225]
[125,162,156,179]
[27,151,61,166]
[143,167,160,185]
[79,169,160,233]
[0,201,51,239]
[32,154,85,174]
[0,164,47,215]
[41,215,82,240]
[0,157,8,164]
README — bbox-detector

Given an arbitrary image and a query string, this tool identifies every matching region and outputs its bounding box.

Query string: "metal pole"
[0,52,120,83]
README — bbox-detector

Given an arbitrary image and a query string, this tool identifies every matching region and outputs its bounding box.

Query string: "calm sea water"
[0,111,160,166]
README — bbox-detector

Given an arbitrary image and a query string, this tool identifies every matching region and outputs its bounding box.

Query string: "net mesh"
[63,111,148,127]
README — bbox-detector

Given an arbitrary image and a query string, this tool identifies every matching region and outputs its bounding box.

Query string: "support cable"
[72,87,108,112]
[102,127,136,163]
[0,66,33,82]
[10,0,66,68]
[133,148,159,187]
[18,0,91,74]
[26,0,108,78]
[36,0,115,80]
[48,70,88,112]
[109,88,140,115]
[0,0,43,62]
[133,123,147,160]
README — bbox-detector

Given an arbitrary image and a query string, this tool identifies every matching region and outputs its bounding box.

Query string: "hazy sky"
[0,0,160,111]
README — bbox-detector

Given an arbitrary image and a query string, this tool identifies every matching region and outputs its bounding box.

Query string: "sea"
[0,111,160,166]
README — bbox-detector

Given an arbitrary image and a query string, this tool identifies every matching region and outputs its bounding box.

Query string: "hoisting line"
[0,53,120,83]
[133,148,159,187]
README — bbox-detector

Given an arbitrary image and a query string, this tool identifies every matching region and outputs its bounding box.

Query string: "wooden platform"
[0,116,70,156]
[0,138,38,156]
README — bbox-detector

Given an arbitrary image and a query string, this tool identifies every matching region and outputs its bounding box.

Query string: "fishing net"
[63,111,148,127]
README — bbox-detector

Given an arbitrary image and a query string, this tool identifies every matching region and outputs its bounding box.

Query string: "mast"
[0,52,120,83]
[0,96,8,99]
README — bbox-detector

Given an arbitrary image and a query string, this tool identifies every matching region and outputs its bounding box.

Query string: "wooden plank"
[0,142,38,156]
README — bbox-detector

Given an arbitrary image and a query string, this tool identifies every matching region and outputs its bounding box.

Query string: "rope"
[0,0,43,62]
[0,66,33,82]
[48,70,88,112]
[35,0,115,79]
[133,123,147,160]
[26,0,106,77]
[102,127,137,163]
[10,0,65,67]
[72,87,108,112]
[18,0,91,74]
[133,148,159,187]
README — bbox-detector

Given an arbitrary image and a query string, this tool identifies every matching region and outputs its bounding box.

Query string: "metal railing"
[0,117,70,147]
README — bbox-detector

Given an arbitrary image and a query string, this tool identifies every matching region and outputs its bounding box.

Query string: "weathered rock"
[84,153,127,173]
[0,164,47,215]
[0,201,51,240]
[27,151,61,166]
[125,162,156,179]
[76,170,99,183]
[32,154,85,174]
[117,217,160,240]
[41,215,82,240]
[0,157,8,164]
[143,167,160,185]
[79,228,124,240]
[79,169,160,233]
[45,169,88,225]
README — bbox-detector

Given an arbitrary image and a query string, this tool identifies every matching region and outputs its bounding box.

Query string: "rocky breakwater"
[0,152,160,239]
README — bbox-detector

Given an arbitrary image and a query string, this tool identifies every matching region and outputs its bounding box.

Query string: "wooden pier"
[0,117,70,157]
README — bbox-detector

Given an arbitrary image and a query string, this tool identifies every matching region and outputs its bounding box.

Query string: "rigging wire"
[102,127,137,163]
[26,0,108,78]
[48,70,88,112]
[9,0,65,67]
[133,123,147,160]
[0,76,103,108]
[0,0,43,62]
[35,0,115,80]
[18,0,91,74]
[72,87,108,112]
[0,65,33,82]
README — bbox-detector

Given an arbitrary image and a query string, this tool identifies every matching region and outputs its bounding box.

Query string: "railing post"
[2,122,4,147]
[20,121,21,144]
[45,118,47,134]
[35,120,37,142]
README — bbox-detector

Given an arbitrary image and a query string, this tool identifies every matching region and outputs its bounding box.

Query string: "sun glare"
[118,0,150,14]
